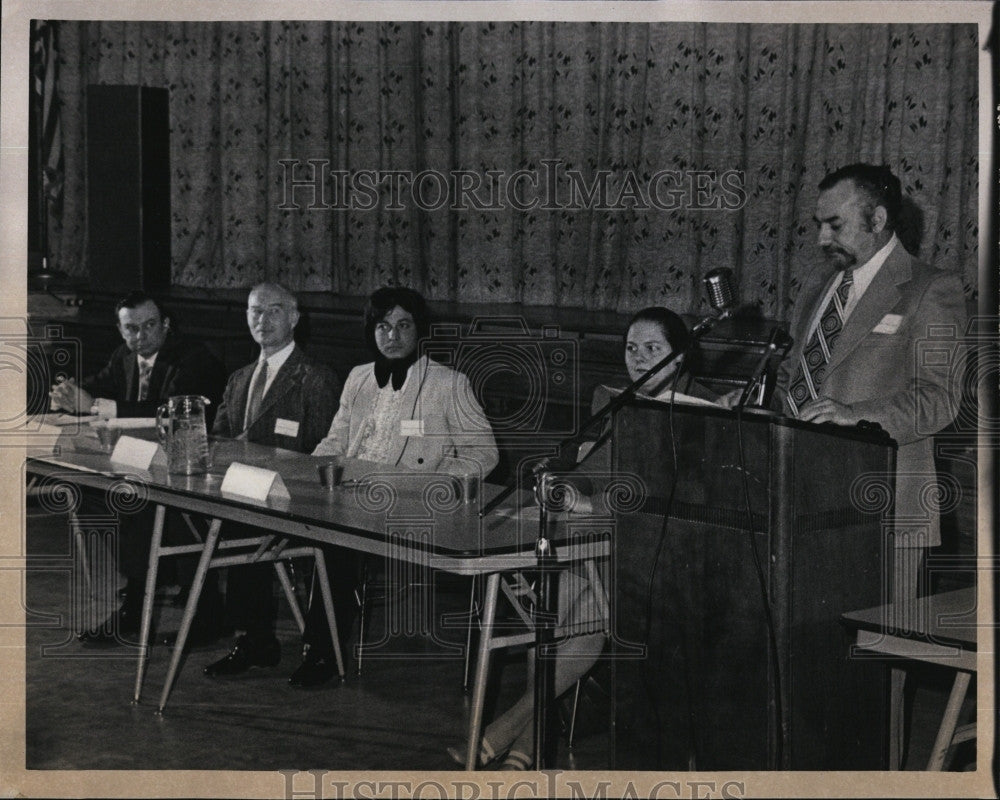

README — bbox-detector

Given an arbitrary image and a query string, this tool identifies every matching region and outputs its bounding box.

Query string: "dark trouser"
[223,532,359,654]
[223,561,278,639]
[80,488,219,612]
[302,544,360,656]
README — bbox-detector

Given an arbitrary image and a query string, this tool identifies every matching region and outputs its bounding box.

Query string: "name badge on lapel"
[401,419,424,437]
[274,418,300,437]
[872,314,903,334]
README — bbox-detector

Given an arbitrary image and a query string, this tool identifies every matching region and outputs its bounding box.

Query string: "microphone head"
[703,268,736,312]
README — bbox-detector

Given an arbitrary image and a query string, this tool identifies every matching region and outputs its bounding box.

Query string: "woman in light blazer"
[292,287,499,688]
[313,286,498,477]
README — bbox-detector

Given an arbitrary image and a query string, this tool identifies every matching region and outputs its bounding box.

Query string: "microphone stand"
[480,306,732,519]
[735,327,793,411]
[483,304,733,769]
[532,469,557,769]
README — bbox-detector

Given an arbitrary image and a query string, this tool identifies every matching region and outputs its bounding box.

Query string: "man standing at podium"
[776,163,967,607]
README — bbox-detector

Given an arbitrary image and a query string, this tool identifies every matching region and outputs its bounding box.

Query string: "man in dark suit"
[49,291,227,643]
[205,282,356,686]
[50,291,224,420]
[775,164,966,606]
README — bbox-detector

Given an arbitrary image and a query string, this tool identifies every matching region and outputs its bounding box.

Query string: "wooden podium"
[609,400,896,770]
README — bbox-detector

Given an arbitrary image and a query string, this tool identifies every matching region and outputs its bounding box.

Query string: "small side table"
[842,587,977,771]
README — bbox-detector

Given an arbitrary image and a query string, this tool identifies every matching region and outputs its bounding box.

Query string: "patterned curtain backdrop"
[49,21,978,317]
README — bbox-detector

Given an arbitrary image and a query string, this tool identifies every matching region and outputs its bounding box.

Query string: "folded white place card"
[110,436,168,470]
[108,417,158,429]
[22,422,66,453]
[220,461,290,502]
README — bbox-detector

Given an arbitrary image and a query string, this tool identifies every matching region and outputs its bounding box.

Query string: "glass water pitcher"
[155,395,211,475]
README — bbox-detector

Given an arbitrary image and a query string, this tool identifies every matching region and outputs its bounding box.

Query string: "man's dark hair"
[114,291,169,323]
[819,163,902,231]
[363,286,431,352]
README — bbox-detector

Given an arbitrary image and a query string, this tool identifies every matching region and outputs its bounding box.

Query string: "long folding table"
[26,427,610,770]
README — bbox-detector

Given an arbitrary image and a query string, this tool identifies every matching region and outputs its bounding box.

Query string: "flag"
[31,20,63,215]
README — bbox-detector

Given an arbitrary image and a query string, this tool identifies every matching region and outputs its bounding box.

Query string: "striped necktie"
[786,269,854,416]
[243,359,268,430]
[137,359,153,401]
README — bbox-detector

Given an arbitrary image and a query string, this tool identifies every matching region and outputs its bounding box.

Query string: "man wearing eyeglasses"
[48,291,227,644]
[49,291,224,420]
[205,282,353,682]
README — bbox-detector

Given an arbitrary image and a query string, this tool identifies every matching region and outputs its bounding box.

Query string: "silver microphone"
[704,268,737,313]
[691,268,737,335]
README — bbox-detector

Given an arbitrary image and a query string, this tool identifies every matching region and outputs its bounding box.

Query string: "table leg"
[313,548,345,680]
[583,559,610,632]
[890,666,904,769]
[274,561,307,634]
[69,512,94,598]
[133,503,166,704]
[465,572,500,771]
[926,670,972,771]
[157,518,222,713]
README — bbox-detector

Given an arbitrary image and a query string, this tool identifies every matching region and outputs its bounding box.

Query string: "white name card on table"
[220,461,290,502]
[110,436,168,470]
[23,422,66,453]
[108,417,157,430]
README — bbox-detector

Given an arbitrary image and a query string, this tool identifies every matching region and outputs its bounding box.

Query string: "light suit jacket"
[776,242,967,547]
[313,355,499,477]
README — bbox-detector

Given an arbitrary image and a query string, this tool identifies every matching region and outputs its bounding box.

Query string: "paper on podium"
[604,384,722,408]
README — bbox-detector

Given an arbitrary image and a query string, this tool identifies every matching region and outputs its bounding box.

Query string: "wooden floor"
[22,506,974,774]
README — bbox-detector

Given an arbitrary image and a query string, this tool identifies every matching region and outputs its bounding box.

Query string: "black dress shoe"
[203,634,281,676]
[288,647,338,688]
[77,603,143,645]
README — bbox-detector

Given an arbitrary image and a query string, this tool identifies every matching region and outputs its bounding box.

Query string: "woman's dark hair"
[363,286,432,352]
[624,306,691,354]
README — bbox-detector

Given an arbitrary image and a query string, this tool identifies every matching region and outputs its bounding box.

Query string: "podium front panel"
[610,401,894,770]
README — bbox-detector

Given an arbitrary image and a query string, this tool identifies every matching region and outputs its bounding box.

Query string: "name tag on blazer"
[401,419,424,437]
[274,418,300,437]
[872,314,903,334]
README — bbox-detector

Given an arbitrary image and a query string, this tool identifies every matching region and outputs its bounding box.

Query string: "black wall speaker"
[86,85,170,292]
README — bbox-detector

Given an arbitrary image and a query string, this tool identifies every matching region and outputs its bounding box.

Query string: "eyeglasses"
[120,319,163,336]
[375,320,415,336]
[247,305,289,320]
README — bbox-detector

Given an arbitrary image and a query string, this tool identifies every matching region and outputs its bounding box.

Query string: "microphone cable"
[638,364,696,767]
[735,403,785,769]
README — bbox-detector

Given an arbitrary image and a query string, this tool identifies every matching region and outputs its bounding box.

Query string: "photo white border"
[1,2,995,798]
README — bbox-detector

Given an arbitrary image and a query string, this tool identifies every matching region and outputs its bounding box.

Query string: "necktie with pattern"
[243,359,268,431]
[786,268,854,416]
[137,359,153,401]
